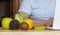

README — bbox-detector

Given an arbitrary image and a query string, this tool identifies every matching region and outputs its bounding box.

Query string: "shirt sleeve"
[18,0,32,15]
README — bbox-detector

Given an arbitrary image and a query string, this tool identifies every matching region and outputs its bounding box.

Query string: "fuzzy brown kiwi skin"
[20,22,29,30]
[9,20,20,30]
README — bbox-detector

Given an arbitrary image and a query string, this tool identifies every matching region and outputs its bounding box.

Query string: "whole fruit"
[20,22,28,30]
[34,25,46,30]
[2,18,13,29]
[15,14,23,23]
[9,20,20,30]
[20,19,34,30]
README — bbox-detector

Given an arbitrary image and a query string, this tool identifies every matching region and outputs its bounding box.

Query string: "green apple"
[34,25,46,30]
[2,18,13,30]
[15,14,23,23]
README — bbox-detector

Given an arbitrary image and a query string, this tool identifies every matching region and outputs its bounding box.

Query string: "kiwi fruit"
[9,20,20,30]
[20,22,29,30]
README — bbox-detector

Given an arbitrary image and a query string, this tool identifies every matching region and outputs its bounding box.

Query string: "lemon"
[23,19,34,30]
[2,18,13,29]
[34,25,46,30]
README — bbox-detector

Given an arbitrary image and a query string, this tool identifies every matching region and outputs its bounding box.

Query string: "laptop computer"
[47,0,60,30]
[53,0,60,30]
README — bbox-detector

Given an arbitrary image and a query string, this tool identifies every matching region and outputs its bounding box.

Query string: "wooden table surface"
[0,27,60,35]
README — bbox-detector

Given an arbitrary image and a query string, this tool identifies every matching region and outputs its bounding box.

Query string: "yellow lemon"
[2,18,13,29]
[34,25,46,30]
[23,19,34,30]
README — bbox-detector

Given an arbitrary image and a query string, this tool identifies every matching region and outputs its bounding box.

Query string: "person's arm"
[18,0,53,26]
[46,18,53,26]
[18,12,53,26]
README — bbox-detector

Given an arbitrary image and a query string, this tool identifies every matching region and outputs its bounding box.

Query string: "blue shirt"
[18,0,56,20]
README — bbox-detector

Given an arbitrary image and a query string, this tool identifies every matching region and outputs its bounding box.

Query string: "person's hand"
[45,18,53,26]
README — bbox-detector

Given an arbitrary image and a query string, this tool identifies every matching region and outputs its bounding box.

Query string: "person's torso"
[30,0,56,20]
